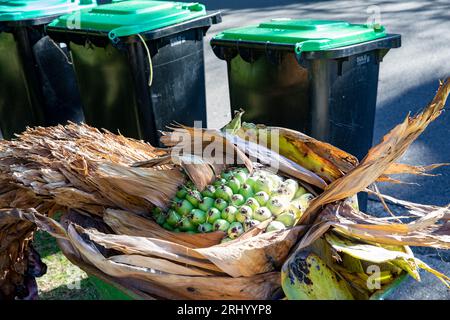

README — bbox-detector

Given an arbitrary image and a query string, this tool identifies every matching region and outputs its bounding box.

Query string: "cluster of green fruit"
[152,167,314,242]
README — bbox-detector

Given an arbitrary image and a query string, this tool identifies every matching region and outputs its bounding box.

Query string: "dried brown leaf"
[384,162,449,176]
[103,209,224,249]
[300,78,450,225]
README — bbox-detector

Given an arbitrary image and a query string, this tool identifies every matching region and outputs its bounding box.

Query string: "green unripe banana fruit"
[166,210,182,227]
[221,206,238,223]
[227,177,241,193]
[233,170,248,184]
[213,178,227,187]
[175,199,194,216]
[207,207,221,224]
[176,187,188,199]
[266,221,286,232]
[253,207,272,222]
[230,194,245,207]
[254,177,274,194]
[213,219,230,232]
[214,198,228,211]
[275,212,295,227]
[238,183,254,199]
[178,217,197,232]
[198,197,215,212]
[198,223,213,233]
[189,209,207,225]
[214,185,234,202]
[186,190,202,207]
[228,222,244,239]
[267,197,288,216]
[244,219,260,232]
[254,191,270,206]
[236,205,253,223]
[201,185,216,198]
[244,197,260,211]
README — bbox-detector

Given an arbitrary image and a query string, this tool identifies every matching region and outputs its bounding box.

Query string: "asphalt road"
[200,0,450,299]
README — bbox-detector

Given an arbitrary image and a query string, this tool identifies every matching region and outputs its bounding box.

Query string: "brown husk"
[0,79,449,299]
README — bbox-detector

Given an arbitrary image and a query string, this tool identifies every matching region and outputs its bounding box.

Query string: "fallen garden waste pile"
[0,79,449,300]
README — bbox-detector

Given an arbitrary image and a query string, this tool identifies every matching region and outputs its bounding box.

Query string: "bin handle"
[137,34,153,87]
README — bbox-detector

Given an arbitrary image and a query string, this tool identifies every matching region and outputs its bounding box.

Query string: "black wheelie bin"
[211,19,401,210]
[47,0,221,146]
[0,0,101,139]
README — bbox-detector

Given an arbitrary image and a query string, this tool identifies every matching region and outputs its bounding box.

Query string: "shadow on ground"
[202,0,450,24]
[38,278,100,300]
[34,230,60,259]
[34,230,102,300]
[374,79,450,207]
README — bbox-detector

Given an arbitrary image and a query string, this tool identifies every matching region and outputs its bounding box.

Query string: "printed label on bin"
[357,54,370,66]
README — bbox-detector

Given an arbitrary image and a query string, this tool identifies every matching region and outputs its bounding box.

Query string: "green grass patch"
[34,230,101,300]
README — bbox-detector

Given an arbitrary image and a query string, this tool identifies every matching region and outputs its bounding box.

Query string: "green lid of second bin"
[0,0,97,22]
[213,19,387,53]
[48,0,208,40]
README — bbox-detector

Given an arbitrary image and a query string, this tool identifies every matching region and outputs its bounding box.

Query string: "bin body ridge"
[0,30,42,138]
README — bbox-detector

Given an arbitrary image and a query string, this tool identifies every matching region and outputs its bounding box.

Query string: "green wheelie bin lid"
[48,0,210,41]
[0,0,97,22]
[212,19,387,54]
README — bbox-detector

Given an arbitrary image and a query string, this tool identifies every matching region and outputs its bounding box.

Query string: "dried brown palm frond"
[277,79,450,290]
[298,202,450,250]
[365,190,450,220]
[0,123,188,214]
[299,78,450,225]
[230,108,447,185]
[0,80,449,300]
[225,133,328,189]
[161,126,328,189]
[0,209,44,300]
[94,162,185,211]
[383,162,449,176]
[160,125,254,173]
[103,209,226,249]
[0,121,316,299]
[132,154,219,191]
[67,224,280,300]
[4,208,287,299]
[235,124,357,181]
